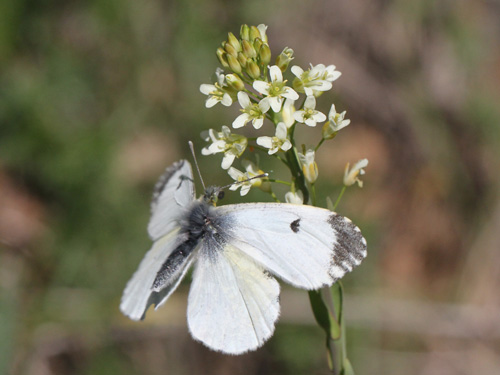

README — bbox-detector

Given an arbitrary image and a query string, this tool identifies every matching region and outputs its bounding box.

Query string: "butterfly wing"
[148,160,195,240]
[120,229,195,321]
[216,203,367,290]
[187,243,280,355]
[121,160,196,320]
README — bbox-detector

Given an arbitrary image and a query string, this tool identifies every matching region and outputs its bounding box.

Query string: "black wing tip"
[328,213,367,275]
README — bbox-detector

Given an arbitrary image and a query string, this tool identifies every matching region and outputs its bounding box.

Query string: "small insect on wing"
[217,203,367,290]
[148,160,195,240]
[187,243,280,355]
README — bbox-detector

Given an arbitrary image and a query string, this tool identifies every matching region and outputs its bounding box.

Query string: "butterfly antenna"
[188,141,206,190]
[220,172,269,190]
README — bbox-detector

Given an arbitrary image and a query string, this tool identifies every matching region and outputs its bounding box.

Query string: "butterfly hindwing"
[187,243,280,355]
[216,203,367,290]
[148,160,195,240]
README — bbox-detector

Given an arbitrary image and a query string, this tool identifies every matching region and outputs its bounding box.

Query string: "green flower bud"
[259,44,271,67]
[240,24,250,41]
[227,54,242,74]
[216,47,229,68]
[241,39,256,58]
[224,42,238,57]
[253,38,263,53]
[237,52,248,67]
[246,60,261,79]
[227,32,241,52]
[276,47,294,72]
[226,74,245,91]
[249,26,261,41]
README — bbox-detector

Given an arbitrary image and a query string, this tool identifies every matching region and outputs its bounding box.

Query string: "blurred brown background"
[1,0,500,374]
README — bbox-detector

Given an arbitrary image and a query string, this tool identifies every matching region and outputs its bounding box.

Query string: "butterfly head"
[202,186,225,206]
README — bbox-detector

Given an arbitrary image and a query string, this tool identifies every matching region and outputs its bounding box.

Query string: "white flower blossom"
[322,104,351,139]
[257,24,268,43]
[201,126,247,169]
[256,122,292,155]
[291,64,341,96]
[200,68,232,108]
[344,159,369,187]
[293,96,326,127]
[232,92,270,129]
[253,65,299,112]
[298,149,318,184]
[285,190,304,204]
[228,160,269,196]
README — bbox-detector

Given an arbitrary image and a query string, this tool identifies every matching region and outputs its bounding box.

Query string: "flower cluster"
[200,24,368,201]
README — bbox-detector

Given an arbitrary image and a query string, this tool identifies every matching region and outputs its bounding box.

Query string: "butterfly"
[120,159,367,354]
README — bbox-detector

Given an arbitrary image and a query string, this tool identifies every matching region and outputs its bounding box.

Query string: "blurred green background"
[1,0,500,374]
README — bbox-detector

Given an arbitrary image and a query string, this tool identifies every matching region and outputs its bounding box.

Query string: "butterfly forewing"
[216,203,367,289]
[148,160,195,240]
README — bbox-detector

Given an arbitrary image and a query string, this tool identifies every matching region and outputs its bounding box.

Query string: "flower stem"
[333,186,346,211]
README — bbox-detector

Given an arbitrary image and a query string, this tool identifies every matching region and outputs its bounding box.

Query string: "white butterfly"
[120,160,367,354]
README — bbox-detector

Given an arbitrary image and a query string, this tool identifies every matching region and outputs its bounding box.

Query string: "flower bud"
[246,60,261,79]
[253,38,263,54]
[227,32,241,52]
[237,52,248,67]
[259,44,271,67]
[241,39,256,58]
[276,47,294,72]
[224,42,238,57]
[226,54,242,74]
[249,26,261,41]
[240,24,250,41]
[226,74,245,91]
[298,149,319,184]
[216,47,229,68]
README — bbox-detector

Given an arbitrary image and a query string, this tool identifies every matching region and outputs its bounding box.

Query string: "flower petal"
[233,113,250,128]
[237,91,251,108]
[200,84,216,95]
[291,65,304,78]
[256,136,273,149]
[253,80,269,95]
[269,65,283,83]
[276,122,288,139]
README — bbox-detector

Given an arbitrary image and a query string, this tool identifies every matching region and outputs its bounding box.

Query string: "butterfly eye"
[218,191,225,200]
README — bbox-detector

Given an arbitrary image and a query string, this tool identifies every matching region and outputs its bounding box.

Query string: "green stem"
[333,186,346,211]
[311,183,317,206]
[315,137,325,152]
[267,179,292,186]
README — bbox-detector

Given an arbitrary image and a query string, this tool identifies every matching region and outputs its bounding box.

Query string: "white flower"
[293,96,326,127]
[200,68,233,108]
[291,64,341,96]
[281,98,296,128]
[227,167,253,196]
[253,66,299,112]
[285,190,304,204]
[256,122,292,155]
[298,149,318,184]
[322,104,351,139]
[232,92,270,129]
[201,126,248,169]
[228,160,269,196]
[257,24,268,43]
[344,159,369,187]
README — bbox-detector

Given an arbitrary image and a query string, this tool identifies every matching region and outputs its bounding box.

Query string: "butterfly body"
[121,159,367,354]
